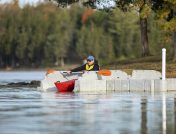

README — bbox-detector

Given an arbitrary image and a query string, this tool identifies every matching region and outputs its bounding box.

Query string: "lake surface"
[0,71,175,134]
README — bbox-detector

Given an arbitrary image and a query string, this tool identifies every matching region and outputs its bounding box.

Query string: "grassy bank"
[1,56,176,78]
[103,56,176,78]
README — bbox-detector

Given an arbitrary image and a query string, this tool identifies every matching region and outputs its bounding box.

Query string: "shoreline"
[0,58,176,78]
[0,64,79,72]
[0,68,46,72]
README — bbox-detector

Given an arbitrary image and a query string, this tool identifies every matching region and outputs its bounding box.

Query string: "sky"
[0,0,44,7]
[95,0,115,9]
[0,0,116,8]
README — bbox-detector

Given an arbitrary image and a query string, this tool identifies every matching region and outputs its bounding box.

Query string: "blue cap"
[87,55,94,61]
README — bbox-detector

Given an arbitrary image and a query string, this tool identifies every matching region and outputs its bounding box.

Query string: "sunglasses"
[87,59,93,62]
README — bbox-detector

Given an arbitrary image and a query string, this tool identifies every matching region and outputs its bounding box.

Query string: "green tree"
[52,0,151,57]
[108,8,140,58]
[0,1,20,67]
[46,9,73,66]
[77,24,114,63]
[151,0,176,61]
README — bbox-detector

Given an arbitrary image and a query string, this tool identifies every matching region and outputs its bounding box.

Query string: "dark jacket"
[71,63,100,72]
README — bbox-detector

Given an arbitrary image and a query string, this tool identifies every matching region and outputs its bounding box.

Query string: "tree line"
[0,0,175,68]
[54,0,176,60]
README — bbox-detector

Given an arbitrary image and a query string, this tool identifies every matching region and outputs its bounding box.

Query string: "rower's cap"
[87,55,94,61]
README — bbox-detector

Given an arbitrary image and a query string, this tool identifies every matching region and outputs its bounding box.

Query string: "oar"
[46,69,111,76]
[46,69,82,75]
[61,71,83,74]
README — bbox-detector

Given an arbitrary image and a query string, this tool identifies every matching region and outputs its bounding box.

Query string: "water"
[0,71,175,134]
[0,71,45,84]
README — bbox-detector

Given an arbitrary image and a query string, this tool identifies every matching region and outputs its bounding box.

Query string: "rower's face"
[87,60,94,65]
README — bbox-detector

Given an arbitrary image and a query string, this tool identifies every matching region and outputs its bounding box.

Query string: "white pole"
[162,48,166,80]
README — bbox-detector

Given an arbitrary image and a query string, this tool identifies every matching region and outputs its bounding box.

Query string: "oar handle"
[61,71,83,74]
[61,70,111,76]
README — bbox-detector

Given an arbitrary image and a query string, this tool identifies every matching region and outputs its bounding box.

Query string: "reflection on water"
[0,89,176,134]
[0,71,175,134]
[141,97,147,134]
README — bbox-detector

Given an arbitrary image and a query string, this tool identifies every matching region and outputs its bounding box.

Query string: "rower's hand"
[83,70,88,73]
[67,71,72,75]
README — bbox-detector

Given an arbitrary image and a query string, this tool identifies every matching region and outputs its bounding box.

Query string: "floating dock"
[74,79,176,92]
[38,48,176,92]
[74,70,176,92]
[38,70,176,92]
[73,48,176,92]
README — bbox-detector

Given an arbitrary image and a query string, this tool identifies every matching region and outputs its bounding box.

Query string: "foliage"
[0,1,175,68]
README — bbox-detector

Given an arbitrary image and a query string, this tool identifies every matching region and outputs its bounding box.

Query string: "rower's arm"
[71,64,86,72]
[93,64,100,71]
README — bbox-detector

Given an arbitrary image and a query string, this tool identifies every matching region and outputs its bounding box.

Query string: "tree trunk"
[140,17,150,56]
[11,55,15,68]
[0,54,2,67]
[173,32,176,62]
[55,56,59,66]
[60,57,65,67]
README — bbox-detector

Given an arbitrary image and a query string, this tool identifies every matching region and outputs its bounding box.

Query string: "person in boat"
[70,55,100,73]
